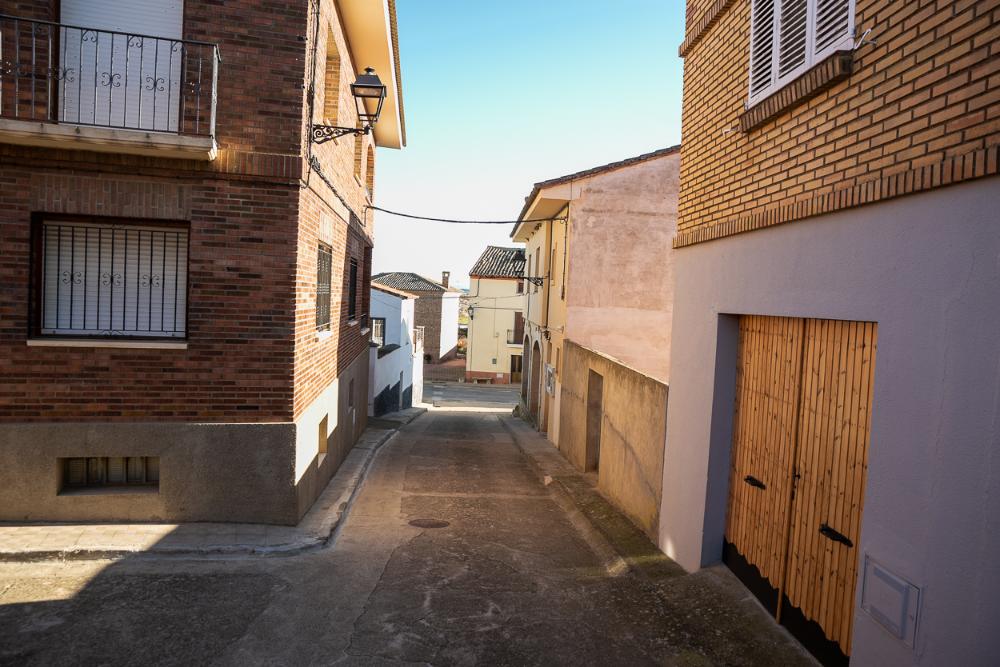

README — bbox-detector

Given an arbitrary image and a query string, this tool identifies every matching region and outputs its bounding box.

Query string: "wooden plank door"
[782,320,877,662]
[724,315,805,613]
[725,316,877,667]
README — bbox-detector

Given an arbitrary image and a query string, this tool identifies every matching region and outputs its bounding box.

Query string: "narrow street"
[0,385,810,666]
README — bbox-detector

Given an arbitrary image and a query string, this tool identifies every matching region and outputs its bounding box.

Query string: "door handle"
[743,475,766,490]
[819,523,853,548]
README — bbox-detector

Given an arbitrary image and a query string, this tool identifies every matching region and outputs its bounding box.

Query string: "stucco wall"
[659,177,1000,666]
[439,293,461,361]
[466,277,526,382]
[565,153,679,383]
[560,340,667,540]
[368,290,416,416]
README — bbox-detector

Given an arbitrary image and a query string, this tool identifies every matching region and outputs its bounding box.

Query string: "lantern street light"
[312,67,387,144]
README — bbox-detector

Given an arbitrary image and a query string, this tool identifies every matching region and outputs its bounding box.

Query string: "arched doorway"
[529,340,542,422]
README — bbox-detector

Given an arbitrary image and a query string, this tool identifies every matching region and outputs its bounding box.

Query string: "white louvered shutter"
[748,0,777,101]
[777,0,809,79]
[813,0,854,58]
[41,221,188,338]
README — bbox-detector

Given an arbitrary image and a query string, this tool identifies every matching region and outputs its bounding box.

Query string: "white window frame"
[747,0,856,108]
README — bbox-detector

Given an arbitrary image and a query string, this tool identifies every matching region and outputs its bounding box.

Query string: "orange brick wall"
[677,0,1000,246]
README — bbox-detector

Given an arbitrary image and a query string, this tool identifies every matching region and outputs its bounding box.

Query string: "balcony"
[0,15,219,160]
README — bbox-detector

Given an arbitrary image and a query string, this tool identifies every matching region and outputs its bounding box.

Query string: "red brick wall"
[0,0,379,423]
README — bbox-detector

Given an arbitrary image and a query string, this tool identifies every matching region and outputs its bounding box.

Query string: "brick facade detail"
[676,0,1000,247]
[0,0,380,422]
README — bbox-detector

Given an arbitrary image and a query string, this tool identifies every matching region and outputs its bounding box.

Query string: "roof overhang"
[511,185,571,241]
[339,0,406,149]
[372,283,417,299]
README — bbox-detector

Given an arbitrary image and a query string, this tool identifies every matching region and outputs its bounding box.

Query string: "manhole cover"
[409,518,450,529]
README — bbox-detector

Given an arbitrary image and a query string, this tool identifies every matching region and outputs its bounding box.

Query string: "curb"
[498,415,686,583]
[0,415,421,563]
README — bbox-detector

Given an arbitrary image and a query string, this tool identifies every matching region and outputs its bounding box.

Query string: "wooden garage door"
[724,316,877,666]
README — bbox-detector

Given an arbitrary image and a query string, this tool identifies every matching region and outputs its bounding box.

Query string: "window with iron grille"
[371,317,386,347]
[747,0,855,106]
[348,257,358,320]
[317,243,332,331]
[33,219,188,338]
[62,456,160,490]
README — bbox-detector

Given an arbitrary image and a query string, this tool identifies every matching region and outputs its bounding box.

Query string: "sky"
[372,1,686,289]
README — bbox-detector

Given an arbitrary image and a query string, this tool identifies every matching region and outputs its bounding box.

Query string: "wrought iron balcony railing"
[0,15,219,138]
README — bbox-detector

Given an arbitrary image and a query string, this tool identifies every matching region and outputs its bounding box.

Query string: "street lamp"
[312,67,387,144]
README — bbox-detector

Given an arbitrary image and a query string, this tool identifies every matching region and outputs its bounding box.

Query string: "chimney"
[441,271,450,288]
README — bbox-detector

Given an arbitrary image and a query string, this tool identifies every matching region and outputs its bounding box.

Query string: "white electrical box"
[861,555,921,648]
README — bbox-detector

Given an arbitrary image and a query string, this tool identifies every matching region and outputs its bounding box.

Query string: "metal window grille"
[316,243,332,331]
[0,14,220,137]
[63,456,159,488]
[38,220,187,338]
[348,258,358,320]
[371,317,386,347]
[747,0,854,106]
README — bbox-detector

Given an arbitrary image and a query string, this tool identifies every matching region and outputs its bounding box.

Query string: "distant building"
[372,272,461,363]
[512,146,680,540]
[368,284,423,416]
[466,246,526,385]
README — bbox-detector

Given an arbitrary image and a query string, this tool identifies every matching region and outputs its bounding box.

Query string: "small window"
[317,243,332,331]
[318,415,328,457]
[365,145,375,199]
[371,317,386,346]
[63,456,159,490]
[747,0,855,106]
[517,279,524,294]
[348,378,355,408]
[35,219,188,338]
[348,258,358,320]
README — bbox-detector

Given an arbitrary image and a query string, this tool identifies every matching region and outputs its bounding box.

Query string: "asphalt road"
[0,388,811,666]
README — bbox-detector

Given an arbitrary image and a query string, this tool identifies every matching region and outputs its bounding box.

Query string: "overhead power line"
[366,205,566,225]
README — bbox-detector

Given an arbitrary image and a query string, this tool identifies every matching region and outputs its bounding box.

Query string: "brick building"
[661,0,999,665]
[372,272,461,363]
[0,0,405,524]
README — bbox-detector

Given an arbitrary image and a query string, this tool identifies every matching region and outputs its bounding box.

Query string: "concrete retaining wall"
[558,340,668,540]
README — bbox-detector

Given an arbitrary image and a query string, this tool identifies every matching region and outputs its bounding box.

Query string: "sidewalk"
[0,407,425,562]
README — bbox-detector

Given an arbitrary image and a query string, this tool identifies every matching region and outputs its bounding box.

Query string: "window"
[348,257,358,320]
[348,378,355,408]
[34,219,188,338]
[371,317,386,346]
[318,415,328,457]
[747,0,854,106]
[365,145,375,199]
[323,29,341,123]
[317,243,332,331]
[63,456,159,490]
[517,279,524,294]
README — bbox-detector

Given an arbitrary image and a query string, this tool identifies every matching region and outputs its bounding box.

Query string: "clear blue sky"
[373,1,685,288]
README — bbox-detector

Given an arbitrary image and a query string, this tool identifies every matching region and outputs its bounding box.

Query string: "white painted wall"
[439,292,461,358]
[368,289,418,415]
[659,178,1000,666]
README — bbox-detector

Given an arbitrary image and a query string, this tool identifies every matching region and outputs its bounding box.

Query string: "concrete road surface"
[0,393,811,666]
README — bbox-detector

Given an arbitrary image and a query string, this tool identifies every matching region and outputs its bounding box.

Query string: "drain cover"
[409,518,450,529]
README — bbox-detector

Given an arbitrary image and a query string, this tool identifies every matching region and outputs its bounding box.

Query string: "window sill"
[347,319,359,328]
[316,329,334,342]
[27,338,187,350]
[740,51,853,133]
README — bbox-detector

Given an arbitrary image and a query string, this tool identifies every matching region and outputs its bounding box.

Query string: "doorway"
[585,370,603,472]
[529,341,542,422]
[510,354,523,383]
[724,315,877,666]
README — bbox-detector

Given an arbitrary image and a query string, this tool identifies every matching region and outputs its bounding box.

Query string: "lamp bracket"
[312,124,371,144]
[524,276,545,286]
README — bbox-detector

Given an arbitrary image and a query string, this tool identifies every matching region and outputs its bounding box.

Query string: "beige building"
[465,247,526,385]
[514,147,680,539]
